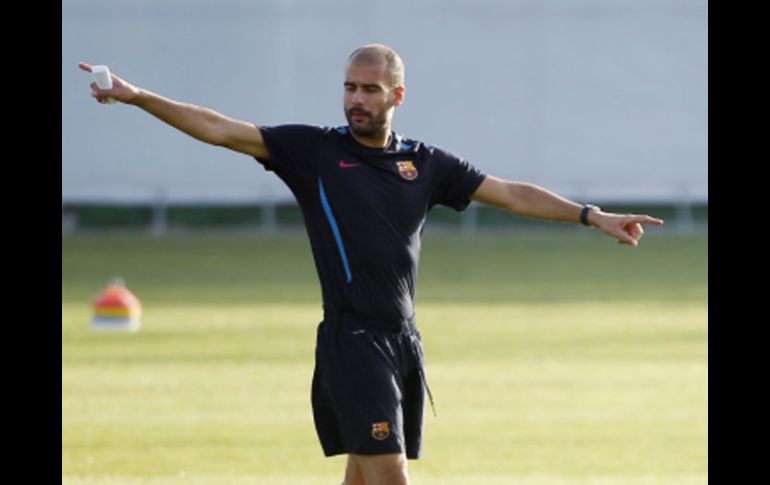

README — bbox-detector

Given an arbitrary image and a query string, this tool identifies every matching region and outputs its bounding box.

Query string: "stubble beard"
[345,106,391,139]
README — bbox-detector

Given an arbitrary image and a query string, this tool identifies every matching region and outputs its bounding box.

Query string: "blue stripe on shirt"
[318,178,353,283]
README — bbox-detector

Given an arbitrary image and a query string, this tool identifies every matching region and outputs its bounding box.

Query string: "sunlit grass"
[63,231,707,484]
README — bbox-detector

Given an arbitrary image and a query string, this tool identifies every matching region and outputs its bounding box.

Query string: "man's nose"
[351,90,364,105]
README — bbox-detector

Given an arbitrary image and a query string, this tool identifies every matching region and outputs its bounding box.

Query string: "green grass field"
[62,230,708,484]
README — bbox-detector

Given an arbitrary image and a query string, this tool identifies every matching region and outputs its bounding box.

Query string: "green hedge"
[64,202,707,230]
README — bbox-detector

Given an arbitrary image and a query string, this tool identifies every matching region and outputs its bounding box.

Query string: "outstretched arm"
[470,175,664,247]
[78,62,269,159]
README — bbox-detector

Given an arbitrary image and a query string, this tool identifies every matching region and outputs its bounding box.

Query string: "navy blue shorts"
[311,312,429,459]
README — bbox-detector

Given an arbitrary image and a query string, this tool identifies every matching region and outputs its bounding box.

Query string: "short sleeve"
[254,124,325,177]
[430,148,487,212]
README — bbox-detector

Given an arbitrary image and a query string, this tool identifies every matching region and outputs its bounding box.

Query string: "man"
[80,44,663,485]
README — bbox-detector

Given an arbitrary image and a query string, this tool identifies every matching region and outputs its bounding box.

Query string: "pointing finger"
[79,62,93,73]
[634,215,664,225]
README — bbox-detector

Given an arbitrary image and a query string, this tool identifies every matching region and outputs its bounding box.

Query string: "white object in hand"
[92,65,113,89]
[92,65,117,104]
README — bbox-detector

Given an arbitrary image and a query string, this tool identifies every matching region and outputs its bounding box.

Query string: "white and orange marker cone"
[91,278,141,332]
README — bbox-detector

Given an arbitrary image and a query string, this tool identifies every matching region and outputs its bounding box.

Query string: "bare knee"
[349,453,409,485]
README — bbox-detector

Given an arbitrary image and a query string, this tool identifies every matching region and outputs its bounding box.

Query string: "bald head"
[347,44,405,88]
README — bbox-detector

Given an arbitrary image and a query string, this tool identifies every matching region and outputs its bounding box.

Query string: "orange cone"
[91,278,141,332]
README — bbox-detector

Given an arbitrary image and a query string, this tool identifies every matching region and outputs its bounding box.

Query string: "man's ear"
[392,85,406,108]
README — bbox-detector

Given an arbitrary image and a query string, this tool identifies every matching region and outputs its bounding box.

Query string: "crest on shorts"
[396,161,418,181]
[371,421,390,440]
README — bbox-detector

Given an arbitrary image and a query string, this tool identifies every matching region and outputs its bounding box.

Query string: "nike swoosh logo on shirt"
[339,160,361,168]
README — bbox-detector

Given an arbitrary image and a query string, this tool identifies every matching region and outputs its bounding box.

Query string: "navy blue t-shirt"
[255,124,486,325]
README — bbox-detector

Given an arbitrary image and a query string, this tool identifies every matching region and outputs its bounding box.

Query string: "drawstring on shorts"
[408,332,437,417]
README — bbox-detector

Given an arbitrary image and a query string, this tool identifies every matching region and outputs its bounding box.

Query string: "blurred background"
[62,0,707,234]
[62,2,707,484]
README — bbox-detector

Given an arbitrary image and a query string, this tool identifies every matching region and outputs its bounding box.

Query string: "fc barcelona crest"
[396,161,418,181]
[371,421,390,440]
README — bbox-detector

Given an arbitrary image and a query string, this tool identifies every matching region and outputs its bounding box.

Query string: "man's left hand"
[590,212,665,247]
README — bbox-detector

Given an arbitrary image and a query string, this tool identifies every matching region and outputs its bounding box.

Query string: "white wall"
[62,0,707,204]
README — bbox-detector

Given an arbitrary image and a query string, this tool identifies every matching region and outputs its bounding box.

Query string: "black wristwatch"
[580,204,600,226]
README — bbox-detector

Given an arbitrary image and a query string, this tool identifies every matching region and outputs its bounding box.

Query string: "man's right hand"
[79,62,141,105]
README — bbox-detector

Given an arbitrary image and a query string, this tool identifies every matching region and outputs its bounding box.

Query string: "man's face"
[343,61,400,139]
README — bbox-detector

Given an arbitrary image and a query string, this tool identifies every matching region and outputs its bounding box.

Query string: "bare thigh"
[343,453,409,485]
